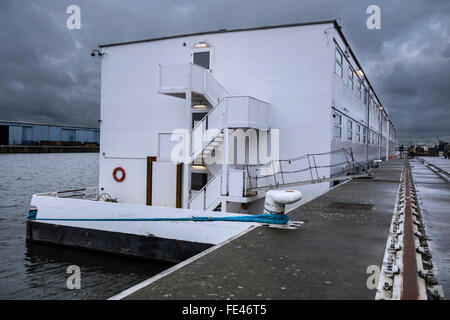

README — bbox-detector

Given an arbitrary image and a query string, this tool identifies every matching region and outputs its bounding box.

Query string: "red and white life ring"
[113,167,126,182]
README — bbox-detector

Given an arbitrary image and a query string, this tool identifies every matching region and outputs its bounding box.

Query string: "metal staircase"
[158,63,271,210]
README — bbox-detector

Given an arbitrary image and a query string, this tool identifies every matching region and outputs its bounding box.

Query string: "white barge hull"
[27,195,257,262]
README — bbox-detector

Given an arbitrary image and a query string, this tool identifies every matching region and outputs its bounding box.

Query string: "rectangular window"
[192,112,207,128]
[357,80,362,99]
[348,67,354,90]
[193,51,210,70]
[335,48,343,78]
[363,128,367,143]
[356,124,361,143]
[191,172,208,191]
[333,113,342,138]
[347,119,353,141]
[364,88,369,105]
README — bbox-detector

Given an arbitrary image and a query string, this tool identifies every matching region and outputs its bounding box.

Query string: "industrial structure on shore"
[0,120,100,146]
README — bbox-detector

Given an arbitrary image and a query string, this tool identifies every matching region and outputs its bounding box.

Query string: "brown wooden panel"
[146,156,157,205]
[176,163,183,208]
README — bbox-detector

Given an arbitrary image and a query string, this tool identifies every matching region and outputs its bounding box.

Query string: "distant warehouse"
[0,120,100,146]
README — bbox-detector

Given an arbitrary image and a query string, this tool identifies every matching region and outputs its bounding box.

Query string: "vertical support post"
[386,120,390,161]
[379,108,382,160]
[366,90,370,168]
[183,67,193,208]
[272,160,277,186]
[221,127,228,212]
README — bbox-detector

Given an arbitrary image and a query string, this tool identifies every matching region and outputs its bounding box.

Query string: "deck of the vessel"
[123,159,403,300]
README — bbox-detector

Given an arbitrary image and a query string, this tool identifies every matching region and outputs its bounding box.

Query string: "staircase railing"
[188,169,223,210]
[159,63,230,106]
[191,98,226,160]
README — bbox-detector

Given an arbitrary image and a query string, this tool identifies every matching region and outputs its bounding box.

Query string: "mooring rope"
[27,210,289,225]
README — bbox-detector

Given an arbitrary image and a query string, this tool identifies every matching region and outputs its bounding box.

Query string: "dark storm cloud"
[0,0,449,143]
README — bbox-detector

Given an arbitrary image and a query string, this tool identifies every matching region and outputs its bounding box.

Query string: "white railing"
[159,64,271,163]
[227,169,247,197]
[204,71,230,105]
[191,98,226,159]
[188,170,223,210]
[187,168,250,210]
[191,96,271,160]
[225,96,271,129]
[36,187,99,200]
[159,64,230,107]
[159,64,190,90]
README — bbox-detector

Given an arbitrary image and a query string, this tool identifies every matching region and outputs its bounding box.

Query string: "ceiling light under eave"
[191,165,207,170]
[356,69,364,77]
[192,104,209,109]
[193,41,209,48]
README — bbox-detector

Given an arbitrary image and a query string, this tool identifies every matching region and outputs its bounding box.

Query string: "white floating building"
[27,20,397,261]
[97,19,397,212]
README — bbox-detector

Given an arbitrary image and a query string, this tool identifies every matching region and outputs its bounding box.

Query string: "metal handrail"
[187,169,223,207]
[244,148,368,191]
[36,187,99,200]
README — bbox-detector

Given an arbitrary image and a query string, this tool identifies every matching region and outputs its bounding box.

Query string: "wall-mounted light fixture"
[356,69,364,77]
[192,104,209,109]
[191,164,207,170]
[344,46,351,58]
[193,41,209,49]
[91,49,106,57]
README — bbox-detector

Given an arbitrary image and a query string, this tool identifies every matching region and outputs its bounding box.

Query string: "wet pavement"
[123,160,403,300]
[410,157,450,297]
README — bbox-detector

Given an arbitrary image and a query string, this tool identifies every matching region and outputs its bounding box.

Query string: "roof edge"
[99,19,338,48]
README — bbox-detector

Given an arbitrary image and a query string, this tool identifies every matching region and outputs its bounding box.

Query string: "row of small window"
[333,113,380,145]
[335,47,370,103]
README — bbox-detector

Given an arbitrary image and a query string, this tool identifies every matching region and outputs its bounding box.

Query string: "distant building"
[0,120,100,146]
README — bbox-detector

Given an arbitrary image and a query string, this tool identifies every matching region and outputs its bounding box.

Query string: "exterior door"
[148,158,182,208]
[192,48,213,73]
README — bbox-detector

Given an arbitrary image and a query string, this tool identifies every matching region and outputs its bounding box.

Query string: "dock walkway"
[123,160,403,300]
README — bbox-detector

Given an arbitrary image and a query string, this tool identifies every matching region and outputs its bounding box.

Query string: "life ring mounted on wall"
[113,167,126,182]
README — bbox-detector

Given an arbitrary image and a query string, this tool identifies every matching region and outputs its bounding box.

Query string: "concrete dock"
[121,160,404,300]
[410,157,449,295]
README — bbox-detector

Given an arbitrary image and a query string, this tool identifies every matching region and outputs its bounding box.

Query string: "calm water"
[0,153,172,300]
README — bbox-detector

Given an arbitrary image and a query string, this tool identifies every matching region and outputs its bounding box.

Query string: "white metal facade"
[98,21,397,210]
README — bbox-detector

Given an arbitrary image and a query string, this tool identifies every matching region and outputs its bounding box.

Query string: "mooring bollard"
[264,190,302,216]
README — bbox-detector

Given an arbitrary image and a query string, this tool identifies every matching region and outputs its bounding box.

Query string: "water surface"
[0,153,171,300]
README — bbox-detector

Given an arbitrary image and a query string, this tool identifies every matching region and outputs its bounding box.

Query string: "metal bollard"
[264,190,302,215]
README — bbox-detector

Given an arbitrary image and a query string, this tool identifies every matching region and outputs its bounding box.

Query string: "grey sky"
[1,0,449,144]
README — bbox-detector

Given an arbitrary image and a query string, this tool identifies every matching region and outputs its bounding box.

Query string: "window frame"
[357,79,362,99]
[335,47,344,79]
[346,119,353,141]
[191,47,214,73]
[356,124,361,143]
[333,113,342,139]
[348,66,354,90]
